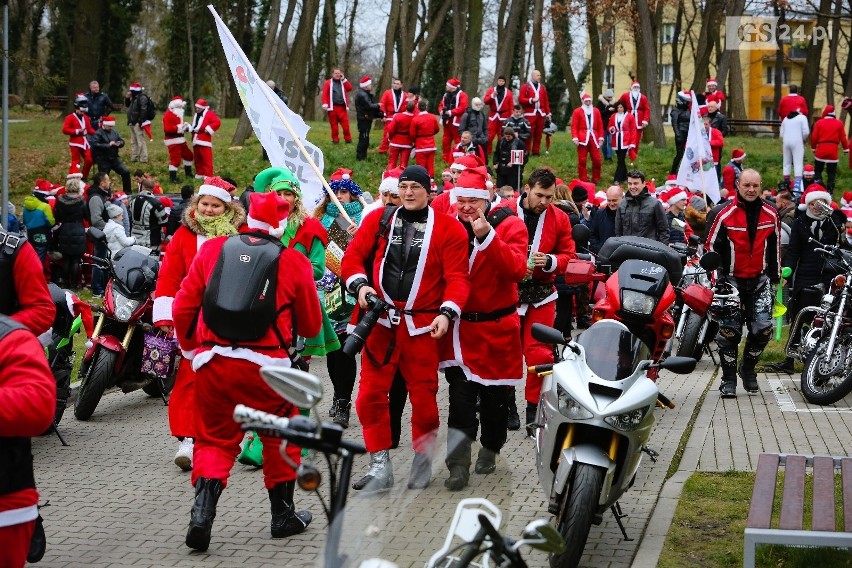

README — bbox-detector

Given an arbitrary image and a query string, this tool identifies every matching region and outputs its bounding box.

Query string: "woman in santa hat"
[153,176,246,471]
[608,100,637,184]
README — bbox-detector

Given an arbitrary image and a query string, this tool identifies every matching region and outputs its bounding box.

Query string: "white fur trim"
[360,79,372,88]
[667,190,688,206]
[0,505,38,528]
[453,187,489,199]
[542,254,558,273]
[268,224,286,238]
[346,273,368,292]
[804,190,832,206]
[247,217,273,231]
[205,126,215,136]
[441,301,461,319]
[152,296,174,324]
[192,347,291,372]
[198,184,232,203]
[102,119,115,127]
[378,177,399,195]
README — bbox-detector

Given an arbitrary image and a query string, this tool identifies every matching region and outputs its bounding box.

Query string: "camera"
[342,293,391,356]
[585,203,593,211]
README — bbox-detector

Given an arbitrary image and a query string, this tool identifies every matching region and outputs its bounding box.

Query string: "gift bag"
[141,331,179,379]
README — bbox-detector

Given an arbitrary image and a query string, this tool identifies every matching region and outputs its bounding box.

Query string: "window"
[603,65,615,87]
[661,23,676,45]
[659,64,674,84]
[763,106,775,121]
[765,65,790,85]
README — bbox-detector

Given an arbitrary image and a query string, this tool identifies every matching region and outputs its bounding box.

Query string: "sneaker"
[174,438,193,471]
[719,382,736,398]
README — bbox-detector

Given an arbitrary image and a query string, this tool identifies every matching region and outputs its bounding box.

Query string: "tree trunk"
[272,0,297,70]
[550,0,581,109]
[403,0,453,85]
[773,4,785,117]
[800,0,832,109]
[689,0,723,92]
[635,0,665,146]
[462,0,483,91]
[452,0,468,78]
[67,0,104,103]
[186,0,194,102]
[587,6,602,96]
[324,0,338,74]
[377,1,400,92]
[341,0,359,76]
[283,0,320,115]
[728,50,748,122]
[824,0,843,106]
[494,0,525,80]
[532,0,545,74]
[716,0,745,115]
[515,0,530,80]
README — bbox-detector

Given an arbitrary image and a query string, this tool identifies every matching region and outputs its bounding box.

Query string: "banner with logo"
[676,92,720,203]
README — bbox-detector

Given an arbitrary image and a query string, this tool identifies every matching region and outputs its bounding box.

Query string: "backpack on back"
[144,95,156,122]
[202,232,287,343]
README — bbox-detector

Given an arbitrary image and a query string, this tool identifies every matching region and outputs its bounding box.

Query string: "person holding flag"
[676,92,721,205]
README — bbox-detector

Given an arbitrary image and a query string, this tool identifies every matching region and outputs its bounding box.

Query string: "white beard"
[169,107,185,118]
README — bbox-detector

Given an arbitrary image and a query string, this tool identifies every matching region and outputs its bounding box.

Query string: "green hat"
[255,166,301,198]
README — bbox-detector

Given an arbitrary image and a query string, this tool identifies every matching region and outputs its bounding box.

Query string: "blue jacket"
[588,206,617,254]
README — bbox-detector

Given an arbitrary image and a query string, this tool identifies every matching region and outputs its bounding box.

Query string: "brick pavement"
[32,358,718,568]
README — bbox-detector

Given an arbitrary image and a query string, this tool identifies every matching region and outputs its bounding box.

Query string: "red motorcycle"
[74,238,174,421]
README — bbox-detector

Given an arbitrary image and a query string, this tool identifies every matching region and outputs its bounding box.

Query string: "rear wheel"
[74,348,117,421]
[549,464,605,568]
[676,311,705,362]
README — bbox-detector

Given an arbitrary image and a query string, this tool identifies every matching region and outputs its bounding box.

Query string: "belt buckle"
[389,311,401,326]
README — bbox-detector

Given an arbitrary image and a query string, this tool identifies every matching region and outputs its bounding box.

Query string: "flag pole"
[209,6,353,226]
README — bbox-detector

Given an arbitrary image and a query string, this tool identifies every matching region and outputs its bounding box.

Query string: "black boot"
[330,398,351,429]
[269,481,312,538]
[169,170,179,184]
[739,342,764,393]
[718,346,738,398]
[185,477,223,551]
[506,387,520,431]
[766,357,795,374]
[525,402,538,437]
[184,165,193,179]
[474,446,498,475]
[444,430,471,491]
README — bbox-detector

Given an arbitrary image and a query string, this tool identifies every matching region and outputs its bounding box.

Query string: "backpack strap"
[487,206,515,229]
[0,313,26,342]
[364,205,400,286]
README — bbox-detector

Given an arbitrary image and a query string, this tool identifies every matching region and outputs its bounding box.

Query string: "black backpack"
[144,95,156,122]
[202,232,288,344]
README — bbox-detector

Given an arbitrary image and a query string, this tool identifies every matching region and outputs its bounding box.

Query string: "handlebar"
[528,364,554,374]
[233,404,291,430]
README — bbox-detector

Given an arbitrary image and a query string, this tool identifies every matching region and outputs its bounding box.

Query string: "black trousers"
[445,366,509,452]
[496,166,524,190]
[327,332,357,402]
[389,371,407,449]
[670,140,685,175]
[97,158,131,194]
[814,160,838,192]
[356,118,372,160]
[615,149,629,182]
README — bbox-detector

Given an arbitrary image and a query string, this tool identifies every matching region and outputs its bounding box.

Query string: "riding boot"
[184,165,194,179]
[474,446,498,475]
[408,452,433,489]
[269,480,312,538]
[352,450,393,492]
[506,387,520,431]
[718,346,739,398]
[169,170,179,184]
[185,477,223,551]
[739,342,763,393]
[525,402,538,437]
[444,430,471,491]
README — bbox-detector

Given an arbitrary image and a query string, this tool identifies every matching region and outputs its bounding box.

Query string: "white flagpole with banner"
[208,5,353,223]
[675,92,721,204]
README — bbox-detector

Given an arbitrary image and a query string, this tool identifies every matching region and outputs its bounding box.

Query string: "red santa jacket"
[619,91,650,128]
[706,126,724,164]
[608,112,637,150]
[163,109,189,147]
[438,90,469,127]
[705,90,726,109]
[571,106,605,148]
[778,94,809,118]
[430,190,454,215]
[483,86,514,122]
[380,88,406,121]
[341,206,470,335]
[0,323,55,524]
[172,235,322,370]
[388,111,415,148]
[191,108,221,148]
[8,240,55,335]
[810,116,849,162]
[62,112,94,150]
[439,209,528,385]
[519,82,551,117]
[410,112,440,152]
[322,78,353,110]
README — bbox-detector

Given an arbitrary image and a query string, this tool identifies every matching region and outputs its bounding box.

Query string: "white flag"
[676,92,720,203]
[210,6,326,208]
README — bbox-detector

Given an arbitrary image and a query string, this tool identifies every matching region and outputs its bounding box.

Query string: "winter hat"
[195,99,209,110]
[106,204,123,219]
[378,176,400,196]
[67,163,83,179]
[664,174,679,188]
[101,116,116,127]
[198,176,234,203]
[446,78,461,90]
[841,191,852,208]
[798,183,832,210]
[129,82,143,92]
[255,166,301,198]
[330,168,353,181]
[453,166,489,200]
[804,164,815,177]
[359,75,372,88]
[842,206,852,223]
[581,93,592,102]
[731,148,746,162]
[168,96,185,109]
[398,165,431,190]
[664,187,688,206]
[570,182,589,203]
[823,105,835,118]
[34,179,53,195]
[706,78,718,87]
[689,195,707,211]
[113,191,128,201]
[247,191,290,238]
[604,89,614,99]
[329,177,363,198]
[441,170,453,178]
[700,107,710,117]
[450,154,483,172]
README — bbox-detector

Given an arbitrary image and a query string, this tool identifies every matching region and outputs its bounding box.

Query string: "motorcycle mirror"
[699,251,721,271]
[260,366,323,409]
[658,356,697,374]
[531,323,567,345]
[572,224,591,249]
[521,519,566,554]
[87,226,106,243]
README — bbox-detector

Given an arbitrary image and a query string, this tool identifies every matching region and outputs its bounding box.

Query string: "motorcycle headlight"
[604,405,652,431]
[113,290,141,323]
[622,290,656,315]
[557,384,594,420]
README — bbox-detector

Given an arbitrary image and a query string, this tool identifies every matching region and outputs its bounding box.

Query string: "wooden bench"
[744,453,852,567]
[728,119,781,137]
[42,96,68,112]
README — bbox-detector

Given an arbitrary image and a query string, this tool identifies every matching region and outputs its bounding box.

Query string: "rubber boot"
[739,342,763,393]
[352,450,393,492]
[525,402,538,437]
[475,446,498,475]
[185,477,223,551]
[444,430,471,491]
[766,357,795,375]
[408,452,432,489]
[169,170,179,184]
[237,431,263,467]
[269,480,312,538]
[718,346,738,398]
[506,387,520,431]
[184,165,193,179]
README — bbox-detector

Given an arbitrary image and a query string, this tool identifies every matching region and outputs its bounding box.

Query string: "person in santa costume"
[518,70,551,156]
[609,100,637,184]
[437,167,528,491]
[618,82,650,154]
[172,190,321,551]
[438,78,469,164]
[163,97,195,183]
[703,78,726,110]
[341,164,470,492]
[777,84,809,119]
[387,100,416,169]
[429,154,484,215]
[810,105,849,193]
[505,167,576,435]
[410,100,441,178]
[153,177,246,471]
[0,315,56,568]
[61,94,94,180]
[722,148,747,196]
[321,68,353,144]
[483,76,514,156]
[190,99,221,179]
[571,93,605,183]
[379,78,407,153]
[0,226,55,336]
[702,110,725,179]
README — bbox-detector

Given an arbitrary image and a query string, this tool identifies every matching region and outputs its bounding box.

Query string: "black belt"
[460,305,517,322]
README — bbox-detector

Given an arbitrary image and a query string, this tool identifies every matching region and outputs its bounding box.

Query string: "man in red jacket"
[321,68,353,144]
[342,165,470,492]
[777,84,809,119]
[483,76,514,155]
[438,78,469,164]
[518,70,551,156]
[173,191,322,551]
[571,93,605,183]
[619,82,650,153]
[378,78,406,153]
[0,315,56,568]
[61,94,95,180]
[810,105,849,193]
[506,168,576,434]
[0,228,55,336]
[410,100,441,177]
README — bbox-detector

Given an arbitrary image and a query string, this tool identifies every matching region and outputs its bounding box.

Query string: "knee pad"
[715,325,742,351]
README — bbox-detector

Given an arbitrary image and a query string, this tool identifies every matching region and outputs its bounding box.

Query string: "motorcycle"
[528,321,696,568]
[73,241,174,420]
[669,238,721,363]
[234,366,565,568]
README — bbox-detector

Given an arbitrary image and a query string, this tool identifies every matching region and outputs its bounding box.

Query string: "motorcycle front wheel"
[74,348,117,420]
[676,311,705,362]
[549,463,605,568]
[801,336,852,405]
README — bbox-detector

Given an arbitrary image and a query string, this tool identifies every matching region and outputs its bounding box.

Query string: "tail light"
[833,274,847,288]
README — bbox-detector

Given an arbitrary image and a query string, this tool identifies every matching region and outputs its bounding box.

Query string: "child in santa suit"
[190,99,221,179]
[153,177,246,471]
[438,167,528,491]
[163,97,195,183]
[61,95,95,180]
[173,190,321,552]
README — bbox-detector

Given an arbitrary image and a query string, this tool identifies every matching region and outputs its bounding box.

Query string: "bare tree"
[635,0,666,146]
[825,0,843,106]
[462,0,484,90]
[341,0,360,76]
[377,2,401,93]
[550,0,581,108]
[800,0,833,108]
[283,0,321,115]
[452,0,469,77]
[495,0,526,79]
[587,3,602,96]
[689,0,725,92]
[531,0,545,74]
[401,0,454,85]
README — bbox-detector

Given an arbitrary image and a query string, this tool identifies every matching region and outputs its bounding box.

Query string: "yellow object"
[772,301,787,319]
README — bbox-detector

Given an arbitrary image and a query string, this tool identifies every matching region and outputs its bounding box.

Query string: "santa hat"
[581,93,592,102]
[731,148,746,161]
[168,96,185,109]
[441,169,453,178]
[631,82,640,89]
[66,164,83,179]
[33,179,53,195]
[664,187,688,206]
[446,78,460,90]
[841,206,852,222]
[195,99,209,109]
[700,107,710,117]
[450,154,482,172]
[330,168,353,181]
[101,116,116,127]
[706,78,718,87]
[382,166,405,180]
[359,75,372,88]
[378,176,399,196]
[822,105,835,118]
[198,176,234,203]
[595,190,607,202]
[247,192,290,238]
[645,180,657,195]
[798,183,832,210]
[664,174,678,188]
[803,164,815,176]
[129,82,143,92]
[841,191,852,208]
[453,167,489,200]
[113,191,128,202]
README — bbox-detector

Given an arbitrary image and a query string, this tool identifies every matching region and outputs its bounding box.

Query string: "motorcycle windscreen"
[576,320,650,381]
[112,246,158,298]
